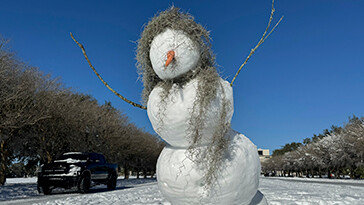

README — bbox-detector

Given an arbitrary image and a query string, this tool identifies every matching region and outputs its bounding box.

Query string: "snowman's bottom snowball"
[156,129,261,205]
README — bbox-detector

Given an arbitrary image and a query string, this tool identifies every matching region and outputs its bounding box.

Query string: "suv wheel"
[43,186,52,195]
[78,175,91,193]
[107,172,117,190]
[38,184,52,195]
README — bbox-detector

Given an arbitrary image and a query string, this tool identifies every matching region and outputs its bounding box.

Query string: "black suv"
[37,152,118,194]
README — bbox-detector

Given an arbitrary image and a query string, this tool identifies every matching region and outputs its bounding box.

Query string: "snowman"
[72,4,282,205]
[135,8,267,205]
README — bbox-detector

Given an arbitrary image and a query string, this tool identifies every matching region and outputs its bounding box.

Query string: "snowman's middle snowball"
[147,77,234,147]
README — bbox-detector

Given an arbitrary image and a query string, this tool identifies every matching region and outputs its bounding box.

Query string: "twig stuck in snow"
[230,0,283,87]
[70,32,147,110]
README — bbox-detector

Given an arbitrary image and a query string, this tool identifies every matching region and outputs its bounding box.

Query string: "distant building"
[258,148,271,162]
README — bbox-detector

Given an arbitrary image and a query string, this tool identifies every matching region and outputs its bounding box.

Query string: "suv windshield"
[54,153,88,163]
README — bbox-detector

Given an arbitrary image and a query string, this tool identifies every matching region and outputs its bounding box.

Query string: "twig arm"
[70,32,147,110]
[230,0,283,87]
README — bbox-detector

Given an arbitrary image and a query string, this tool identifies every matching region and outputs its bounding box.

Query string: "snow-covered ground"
[259,177,363,204]
[0,176,363,204]
[6,177,38,184]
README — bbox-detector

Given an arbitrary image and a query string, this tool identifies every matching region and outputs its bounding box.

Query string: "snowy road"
[1,177,363,204]
[2,180,160,205]
[259,177,364,205]
[265,177,364,188]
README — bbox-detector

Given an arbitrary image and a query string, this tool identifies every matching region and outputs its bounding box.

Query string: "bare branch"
[230,0,283,87]
[0,116,52,130]
[70,32,147,110]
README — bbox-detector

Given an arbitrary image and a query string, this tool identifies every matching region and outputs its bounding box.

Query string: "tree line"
[262,116,364,179]
[0,39,164,185]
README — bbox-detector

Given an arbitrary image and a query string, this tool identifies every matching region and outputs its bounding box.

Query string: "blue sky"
[1,0,363,152]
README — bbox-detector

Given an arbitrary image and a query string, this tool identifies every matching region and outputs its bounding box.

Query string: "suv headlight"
[68,165,81,176]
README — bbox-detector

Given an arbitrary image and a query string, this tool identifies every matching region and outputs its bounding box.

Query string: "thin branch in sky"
[70,32,147,110]
[230,0,284,87]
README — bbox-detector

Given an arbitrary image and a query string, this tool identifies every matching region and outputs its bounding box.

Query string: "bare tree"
[262,116,364,179]
[0,43,51,185]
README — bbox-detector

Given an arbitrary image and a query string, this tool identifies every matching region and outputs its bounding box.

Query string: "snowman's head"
[136,7,215,103]
[149,28,200,80]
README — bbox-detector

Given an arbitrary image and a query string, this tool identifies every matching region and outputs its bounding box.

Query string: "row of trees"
[262,116,364,179]
[0,39,164,185]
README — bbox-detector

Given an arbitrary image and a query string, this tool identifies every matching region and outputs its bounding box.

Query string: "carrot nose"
[165,50,175,67]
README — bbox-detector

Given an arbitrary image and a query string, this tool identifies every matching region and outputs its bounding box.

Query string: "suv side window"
[98,154,106,164]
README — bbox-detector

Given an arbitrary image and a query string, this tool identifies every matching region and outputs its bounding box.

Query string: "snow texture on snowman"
[135,8,267,205]
[72,3,282,204]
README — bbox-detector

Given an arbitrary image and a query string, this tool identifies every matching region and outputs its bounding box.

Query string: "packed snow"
[1,177,363,204]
